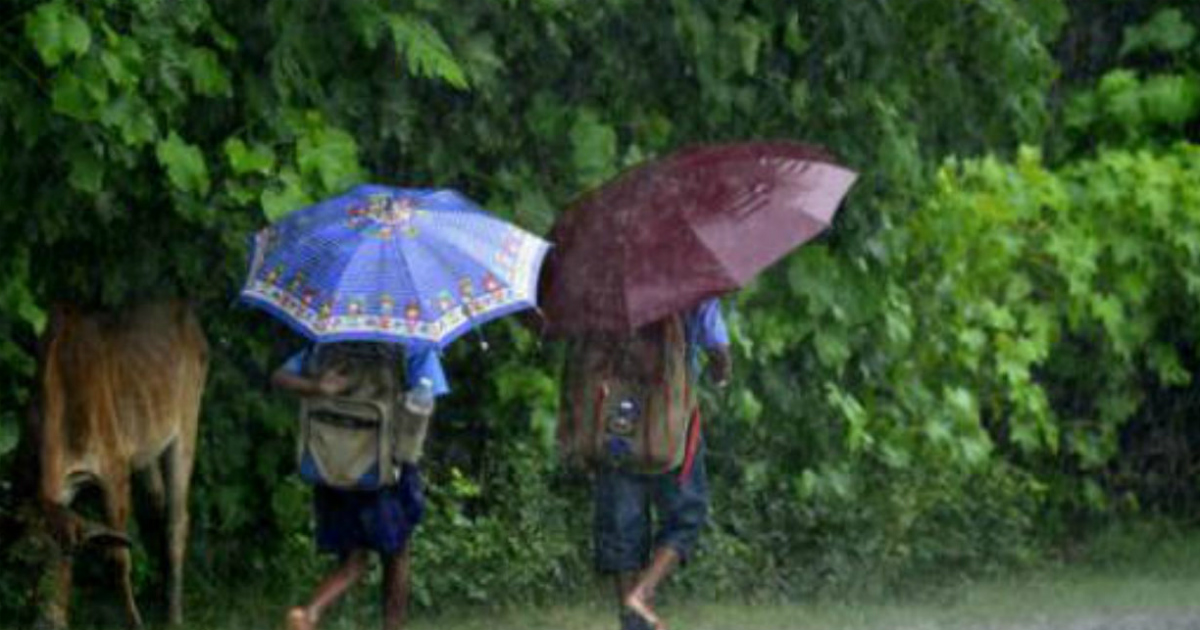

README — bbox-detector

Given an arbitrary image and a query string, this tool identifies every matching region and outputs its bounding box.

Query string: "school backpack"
[296,343,431,491]
[557,314,698,474]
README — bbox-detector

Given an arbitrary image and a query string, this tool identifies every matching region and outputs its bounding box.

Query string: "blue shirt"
[685,298,729,350]
[282,345,450,398]
[683,298,729,375]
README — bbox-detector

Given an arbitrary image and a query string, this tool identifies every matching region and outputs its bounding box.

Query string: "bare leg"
[623,546,680,630]
[614,571,639,607]
[381,549,411,630]
[287,550,370,630]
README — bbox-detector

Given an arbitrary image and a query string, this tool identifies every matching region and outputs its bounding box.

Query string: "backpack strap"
[678,407,702,484]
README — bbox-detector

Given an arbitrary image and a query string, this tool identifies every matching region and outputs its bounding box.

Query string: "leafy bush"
[5,0,1199,620]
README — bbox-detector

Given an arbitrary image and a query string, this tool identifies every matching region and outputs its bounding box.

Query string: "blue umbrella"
[240,185,551,349]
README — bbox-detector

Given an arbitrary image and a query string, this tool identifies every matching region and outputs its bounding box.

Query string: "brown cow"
[35,300,208,629]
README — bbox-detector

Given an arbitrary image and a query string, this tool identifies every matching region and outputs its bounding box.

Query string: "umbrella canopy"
[540,141,858,335]
[241,185,550,348]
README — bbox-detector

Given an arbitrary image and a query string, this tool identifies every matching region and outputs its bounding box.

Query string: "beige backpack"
[297,343,431,490]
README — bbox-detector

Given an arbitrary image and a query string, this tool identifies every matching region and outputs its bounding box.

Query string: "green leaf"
[25,1,92,67]
[1063,92,1097,131]
[525,91,570,141]
[569,110,618,187]
[1140,74,1200,127]
[99,37,145,88]
[156,131,211,195]
[735,388,763,425]
[184,46,232,97]
[0,250,46,334]
[67,144,104,193]
[50,70,96,120]
[386,14,469,89]
[224,138,276,176]
[296,123,365,193]
[944,386,978,427]
[732,18,763,76]
[346,0,388,49]
[100,94,159,145]
[826,383,870,452]
[923,417,953,446]
[1120,8,1197,57]
[1147,343,1191,387]
[957,433,993,467]
[1089,293,1124,340]
[0,415,18,458]
[261,169,312,222]
[511,186,555,235]
[1097,70,1144,130]
[813,331,851,371]
[783,10,809,55]
[1009,418,1040,453]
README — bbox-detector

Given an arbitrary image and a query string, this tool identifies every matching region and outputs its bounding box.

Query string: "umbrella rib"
[381,232,426,342]
[618,209,634,332]
[417,214,540,298]
[386,214,490,346]
[406,222,485,333]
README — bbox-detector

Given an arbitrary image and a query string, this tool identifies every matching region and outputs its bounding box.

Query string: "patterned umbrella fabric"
[241,185,550,349]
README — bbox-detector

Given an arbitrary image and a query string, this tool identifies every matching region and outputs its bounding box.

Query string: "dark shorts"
[313,463,424,556]
[593,441,710,573]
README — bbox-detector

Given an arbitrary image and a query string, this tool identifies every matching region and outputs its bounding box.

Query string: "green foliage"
[1065,70,1200,145]
[7,0,1196,620]
[1120,8,1197,57]
[907,144,1199,505]
[24,1,91,67]
[1062,5,1200,151]
[156,131,211,195]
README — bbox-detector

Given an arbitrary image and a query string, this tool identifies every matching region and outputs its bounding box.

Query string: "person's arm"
[406,347,450,397]
[271,350,351,397]
[693,299,732,387]
[706,345,732,388]
[515,308,548,338]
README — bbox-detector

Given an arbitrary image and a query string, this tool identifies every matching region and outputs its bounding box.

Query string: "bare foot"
[286,607,314,630]
[623,591,665,630]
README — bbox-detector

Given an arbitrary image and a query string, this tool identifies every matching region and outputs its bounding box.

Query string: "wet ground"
[889,612,1200,630]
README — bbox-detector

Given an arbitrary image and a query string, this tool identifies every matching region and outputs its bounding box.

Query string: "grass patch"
[14,523,1200,630]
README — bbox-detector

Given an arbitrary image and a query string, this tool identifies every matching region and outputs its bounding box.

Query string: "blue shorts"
[313,464,424,556]
[593,442,710,573]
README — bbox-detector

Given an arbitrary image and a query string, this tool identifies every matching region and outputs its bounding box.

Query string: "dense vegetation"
[1,0,1198,623]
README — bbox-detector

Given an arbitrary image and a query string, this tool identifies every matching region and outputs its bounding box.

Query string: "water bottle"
[608,398,638,435]
[405,377,435,416]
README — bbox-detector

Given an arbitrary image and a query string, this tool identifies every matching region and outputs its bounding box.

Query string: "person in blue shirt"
[592,298,731,630]
[273,342,448,630]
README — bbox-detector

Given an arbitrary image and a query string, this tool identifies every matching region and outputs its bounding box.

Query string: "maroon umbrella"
[540,141,858,335]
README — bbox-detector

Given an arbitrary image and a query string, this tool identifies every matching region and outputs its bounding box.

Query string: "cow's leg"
[101,476,143,629]
[42,552,73,630]
[163,436,195,626]
[140,462,167,514]
[137,460,169,613]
